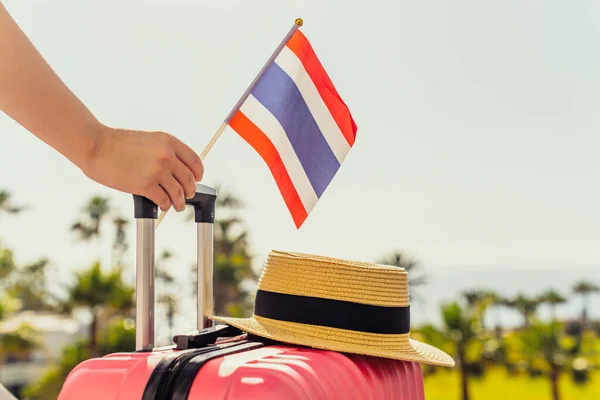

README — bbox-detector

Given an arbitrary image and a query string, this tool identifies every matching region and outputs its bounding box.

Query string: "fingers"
[173,137,204,182]
[172,159,197,200]
[160,173,186,212]
[139,132,201,213]
[145,185,171,212]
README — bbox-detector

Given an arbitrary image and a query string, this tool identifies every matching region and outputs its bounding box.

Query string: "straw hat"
[213,250,455,367]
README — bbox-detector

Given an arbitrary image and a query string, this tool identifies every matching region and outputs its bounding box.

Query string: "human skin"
[0,2,202,212]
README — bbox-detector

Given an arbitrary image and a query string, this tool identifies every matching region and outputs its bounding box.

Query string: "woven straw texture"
[213,250,455,367]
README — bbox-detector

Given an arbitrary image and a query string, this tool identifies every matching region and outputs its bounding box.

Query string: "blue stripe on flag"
[251,62,340,198]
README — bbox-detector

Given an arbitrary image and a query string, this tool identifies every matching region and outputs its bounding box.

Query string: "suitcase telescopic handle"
[132,184,217,351]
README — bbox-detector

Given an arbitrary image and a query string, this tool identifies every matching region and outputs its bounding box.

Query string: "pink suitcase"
[58,185,426,399]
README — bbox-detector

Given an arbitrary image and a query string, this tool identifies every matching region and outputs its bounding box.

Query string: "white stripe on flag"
[275,46,351,164]
[240,94,319,213]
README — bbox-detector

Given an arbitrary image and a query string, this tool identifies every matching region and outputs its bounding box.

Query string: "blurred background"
[1,1,599,399]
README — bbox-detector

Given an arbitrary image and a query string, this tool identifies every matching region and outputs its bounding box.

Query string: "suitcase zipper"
[141,340,263,400]
[171,341,264,400]
[142,345,223,400]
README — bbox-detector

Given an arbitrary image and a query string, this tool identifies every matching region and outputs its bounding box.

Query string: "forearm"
[0,2,102,168]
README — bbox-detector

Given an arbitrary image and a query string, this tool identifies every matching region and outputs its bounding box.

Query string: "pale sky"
[1,1,599,330]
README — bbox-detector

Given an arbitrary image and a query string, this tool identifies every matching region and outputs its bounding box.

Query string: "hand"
[80,125,203,212]
[0,4,203,211]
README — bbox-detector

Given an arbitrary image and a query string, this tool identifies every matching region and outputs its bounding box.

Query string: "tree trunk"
[89,312,98,357]
[550,365,560,400]
[214,282,229,316]
[581,294,588,329]
[459,348,469,400]
[494,306,503,333]
[167,305,174,338]
[522,312,529,329]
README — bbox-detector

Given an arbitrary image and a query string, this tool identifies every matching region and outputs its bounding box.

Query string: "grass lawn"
[424,368,599,400]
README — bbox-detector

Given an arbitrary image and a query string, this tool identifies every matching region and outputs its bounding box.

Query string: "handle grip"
[133,184,217,351]
[132,184,217,222]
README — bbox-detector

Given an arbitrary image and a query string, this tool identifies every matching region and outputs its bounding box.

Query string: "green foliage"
[65,261,134,357]
[22,339,90,400]
[67,262,134,311]
[504,293,543,328]
[158,293,177,337]
[189,186,257,317]
[442,301,479,342]
[214,252,253,287]
[0,322,39,358]
[0,247,16,281]
[5,258,57,312]
[109,215,129,268]
[70,196,111,241]
[156,250,175,284]
[572,280,600,328]
[0,250,43,361]
[520,322,568,370]
[97,318,136,354]
[226,303,246,318]
[22,318,136,399]
[0,190,27,215]
[541,290,567,306]
[415,323,452,352]
[3,187,600,400]
[424,367,600,400]
[573,281,600,295]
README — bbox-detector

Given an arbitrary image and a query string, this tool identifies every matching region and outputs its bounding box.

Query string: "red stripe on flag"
[229,110,308,228]
[286,29,357,147]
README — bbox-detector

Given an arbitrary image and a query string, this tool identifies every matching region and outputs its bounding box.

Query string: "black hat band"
[254,289,410,335]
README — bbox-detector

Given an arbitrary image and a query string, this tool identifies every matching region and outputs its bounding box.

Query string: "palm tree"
[156,250,175,285]
[520,321,577,400]
[158,294,177,339]
[211,220,255,316]
[5,258,55,312]
[0,247,16,282]
[0,190,26,240]
[188,186,257,317]
[413,323,453,377]
[540,290,567,323]
[508,293,543,329]
[66,262,134,357]
[0,323,39,360]
[0,190,26,215]
[0,294,39,362]
[155,250,178,339]
[483,291,510,332]
[461,290,498,331]
[112,216,128,267]
[71,196,111,257]
[377,251,427,302]
[441,300,479,400]
[0,193,40,365]
[572,281,600,329]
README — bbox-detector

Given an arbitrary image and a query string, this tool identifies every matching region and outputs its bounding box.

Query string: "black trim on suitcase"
[171,341,264,400]
[142,346,219,400]
[142,340,264,400]
[142,341,240,400]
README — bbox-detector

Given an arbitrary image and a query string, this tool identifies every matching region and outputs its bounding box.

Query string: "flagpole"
[155,18,304,229]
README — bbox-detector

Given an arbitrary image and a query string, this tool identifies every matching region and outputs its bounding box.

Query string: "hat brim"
[213,315,455,368]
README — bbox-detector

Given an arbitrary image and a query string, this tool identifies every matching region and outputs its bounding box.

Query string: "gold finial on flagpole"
[295,18,303,27]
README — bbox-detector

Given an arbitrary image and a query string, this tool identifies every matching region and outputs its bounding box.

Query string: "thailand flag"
[229,29,357,228]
